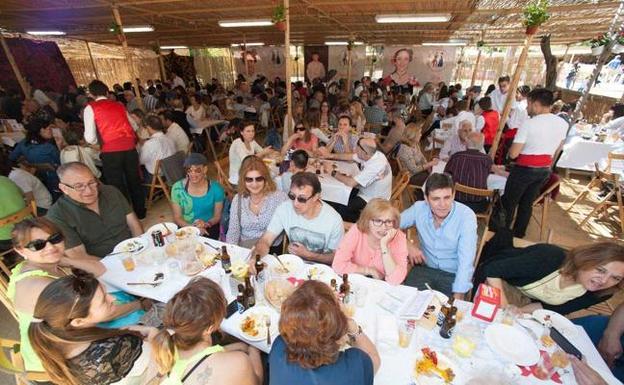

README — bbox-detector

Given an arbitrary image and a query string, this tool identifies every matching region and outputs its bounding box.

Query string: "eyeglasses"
[186,167,205,174]
[245,176,265,183]
[287,191,314,204]
[66,273,92,323]
[24,233,64,251]
[370,218,395,227]
[295,126,306,132]
[61,180,99,192]
[357,139,370,154]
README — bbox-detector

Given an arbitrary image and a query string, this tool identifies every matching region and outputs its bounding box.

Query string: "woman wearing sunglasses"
[281,121,319,157]
[8,218,147,372]
[226,156,287,251]
[29,270,159,385]
[332,199,408,285]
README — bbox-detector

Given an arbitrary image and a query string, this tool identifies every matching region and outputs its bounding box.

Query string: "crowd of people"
[0,69,623,385]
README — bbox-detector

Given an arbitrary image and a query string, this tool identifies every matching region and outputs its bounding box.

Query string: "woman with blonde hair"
[396,122,438,187]
[349,101,366,133]
[227,156,287,250]
[153,277,262,385]
[269,280,380,384]
[332,198,408,284]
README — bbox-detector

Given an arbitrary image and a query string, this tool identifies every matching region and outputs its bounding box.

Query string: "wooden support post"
[556,44,570,75]
[504,47,517,76]
[489,32,536,160]
[346,43,353,95]
[470,49,482,87]
[0,34,30,97]
[573,1,624,122]
[85,40,100,80]
[284,0,292,138]
[112,5,145,111]
[481,51,494,86]
[452,47,465,84]
[156,39,166,81]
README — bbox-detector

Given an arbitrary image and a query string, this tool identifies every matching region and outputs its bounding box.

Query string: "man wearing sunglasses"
[321,137,392,223]
[46,162,144,261]
[250,172,344,268]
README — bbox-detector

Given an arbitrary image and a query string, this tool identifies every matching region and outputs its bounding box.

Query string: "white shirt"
[514,113,568,156]
[228,138,263,184]
[165,122,190,154]
[453,110,477,133]
[8,168,52,209]
[172,76,185,89]
[139,132,176,174]
[488,88,508,114]
[60,145,102,178]
[186,105,207,128]
[33,89,52,107]
[508,99,528,130]
[83,96,139,145]
[353,151,392,202]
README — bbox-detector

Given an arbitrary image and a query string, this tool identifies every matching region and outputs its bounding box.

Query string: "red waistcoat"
[481,110,500,145]
[89,99,136,153]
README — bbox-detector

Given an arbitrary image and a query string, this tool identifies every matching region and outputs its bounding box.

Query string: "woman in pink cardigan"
[332,199,408,285]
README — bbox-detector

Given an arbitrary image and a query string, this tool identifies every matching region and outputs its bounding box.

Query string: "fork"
[126,282,163,287]
[266,316,272,345]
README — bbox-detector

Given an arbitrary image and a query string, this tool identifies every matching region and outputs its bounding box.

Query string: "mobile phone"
[550,327,583,359]
[225,300,242,319]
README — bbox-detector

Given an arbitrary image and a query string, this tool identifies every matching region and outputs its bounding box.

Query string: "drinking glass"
[119,253,135,272]
[534,353,555,381]
[397,319,415,348]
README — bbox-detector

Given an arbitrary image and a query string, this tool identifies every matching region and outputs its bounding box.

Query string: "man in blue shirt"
[399,173,478,299]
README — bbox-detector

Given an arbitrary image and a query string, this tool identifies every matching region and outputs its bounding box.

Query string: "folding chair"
[0,258,17,322]
[567,163,624,235]
[145,151,186,210]
[532,173,561,241]
[396,158,423,206]
[214,156,235,197]
[0,338,49,385]
[605,152,624,173]
[0,203,35,270]
[454,183,498,228]
[390,171,410,211]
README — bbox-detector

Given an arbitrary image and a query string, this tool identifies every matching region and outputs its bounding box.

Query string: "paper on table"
[377,288,433,320]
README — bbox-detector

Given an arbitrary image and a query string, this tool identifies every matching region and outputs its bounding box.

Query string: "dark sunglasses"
[295,126,306,132]
[25,232,64,251]
[287,191,314,203]
[244,176,265,183]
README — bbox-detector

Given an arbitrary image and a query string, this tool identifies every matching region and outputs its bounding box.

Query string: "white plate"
[265,254,304,276]
[484,323,540,366]
[175,226,201,239]
[412,350,465,384]
[146,222,178,237]
[302,263,337,282]
[113,237,148,254]
[532,309,578,338]
[238,306,279,342]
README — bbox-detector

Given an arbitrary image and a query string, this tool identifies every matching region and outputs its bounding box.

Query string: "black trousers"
[500,165,550,238]
[101,149,146,219]
[326,194,367,223]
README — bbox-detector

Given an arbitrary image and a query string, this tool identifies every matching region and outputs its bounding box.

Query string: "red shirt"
[89,99,136,153]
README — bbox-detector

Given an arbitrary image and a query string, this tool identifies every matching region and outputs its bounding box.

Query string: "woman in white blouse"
[185,94,208,130]
[228,122,273,186]
[226,156,287,251]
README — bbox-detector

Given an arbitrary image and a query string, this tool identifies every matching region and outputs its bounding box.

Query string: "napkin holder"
[471,284,500,322]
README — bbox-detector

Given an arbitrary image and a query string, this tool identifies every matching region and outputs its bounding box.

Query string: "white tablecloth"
[432,161,508,193]
[100,233,619,385]
[312,160,360,206]
[557,136,624,175]
[189,119,227,135]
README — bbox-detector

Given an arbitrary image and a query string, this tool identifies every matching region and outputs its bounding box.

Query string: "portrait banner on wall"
[327,46,366,83]
[381,45,457,89]
[231,46,286,81]
[304,45,329,82]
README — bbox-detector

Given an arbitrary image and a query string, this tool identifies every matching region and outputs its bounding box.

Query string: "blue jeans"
[403,265,455,297]
[573,315,624,382]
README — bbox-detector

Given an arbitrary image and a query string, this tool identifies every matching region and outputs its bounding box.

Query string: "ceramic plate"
[484,323,540,366]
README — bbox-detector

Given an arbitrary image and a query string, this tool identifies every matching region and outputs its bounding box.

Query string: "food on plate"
[414,348,455,383]
[232,261,249,279]
[181,260,203,276]
[241,315,259,337]
[540,334,555,348]
[272,260,293,275]
[164,241,203,257]
[265,279,297,309]
[122,239,143,253]
[307,265,332,280]
[198,252,218,267]
[550,350,570,368]
[175,226,197,239]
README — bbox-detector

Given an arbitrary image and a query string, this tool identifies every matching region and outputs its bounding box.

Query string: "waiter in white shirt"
[488,76,511,114]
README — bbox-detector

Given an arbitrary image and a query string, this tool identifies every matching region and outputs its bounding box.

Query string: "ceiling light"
[218,19,273,28]
[324,41,364,46]
[375,14,451,23]
[230,42,265,47]
[160,45,188,49]
[422,41,467,46]
[121,25,154,33]
[26,30,65,36]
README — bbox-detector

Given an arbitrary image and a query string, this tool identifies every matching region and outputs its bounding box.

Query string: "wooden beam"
[112,5,145,111]
[285,0,293,139]
[0,34,29,97]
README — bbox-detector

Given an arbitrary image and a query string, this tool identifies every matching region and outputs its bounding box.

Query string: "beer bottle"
[437,297,455,327]
[221,246,231,274]
[439,314,457,339]
[330,279,338,292]
[244,276,256,308]
[339,274,350,302]
[237,284,247,310]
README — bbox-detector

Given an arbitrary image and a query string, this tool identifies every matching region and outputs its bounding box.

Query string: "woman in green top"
[153,277,263,385]
[171,153,225,240]
[8,218,143,371]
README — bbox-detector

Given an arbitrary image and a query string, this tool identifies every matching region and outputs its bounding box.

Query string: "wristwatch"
[347,323,363,344]
[331,170,337,177]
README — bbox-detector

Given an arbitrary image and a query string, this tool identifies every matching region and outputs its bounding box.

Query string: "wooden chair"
[214,156,235,197]
[390,171,410,211]
[605,151,624,173]
[567,163,624,235]
[145,160,170,210]
[454,183,498,228]
[0,338,50,385]
[0,258,18,322]
[0,202,35,271]
[531,173,561,241]
[396,158,423,206]
[144,152,186,210]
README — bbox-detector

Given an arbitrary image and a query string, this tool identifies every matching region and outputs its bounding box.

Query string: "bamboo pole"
[572,1,624,122]
[470,49,482,87]
[85,40,100,80]
[0,34,30,97]
[556,44,570,75]
[112,5,145,111]
[156,39,166,81]
[284,0,292,138]
[452,47,465,84]
[489,32,536,160]
[481,51,494,87]
[346,43,353,95]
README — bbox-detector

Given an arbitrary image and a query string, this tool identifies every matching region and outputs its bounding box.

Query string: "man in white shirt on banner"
[488,76,510,114]
[500,88,567,238]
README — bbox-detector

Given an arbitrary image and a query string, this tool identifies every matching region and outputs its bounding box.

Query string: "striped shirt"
[143,94,158,112]
[444,149,493,202]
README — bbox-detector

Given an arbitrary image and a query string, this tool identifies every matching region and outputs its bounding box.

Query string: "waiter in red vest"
[83,80,146,219]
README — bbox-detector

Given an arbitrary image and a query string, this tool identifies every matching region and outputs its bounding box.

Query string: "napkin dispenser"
[471,284,500,322]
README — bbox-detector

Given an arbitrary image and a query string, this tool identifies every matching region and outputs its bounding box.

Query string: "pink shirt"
[332,225,408,285]
[292,135,319,152]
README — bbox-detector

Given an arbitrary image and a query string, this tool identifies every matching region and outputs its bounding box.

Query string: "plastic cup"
[397,319,415,348]
[120,254,135,272]
[166,260,180,276]
[354,285,367,307]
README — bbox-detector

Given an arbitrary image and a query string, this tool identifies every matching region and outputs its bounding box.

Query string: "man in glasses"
[251,172,344,266]
[46,162,143,261]
[399,173,477,300]
[322,137,392,223]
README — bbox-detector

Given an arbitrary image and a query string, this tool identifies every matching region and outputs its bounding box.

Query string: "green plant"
[476,40,485,48]
[108,22,122,34]
[617,30,624,45]
[590,33,611,48]
[523,0,550,27]
[272,4,285,23]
